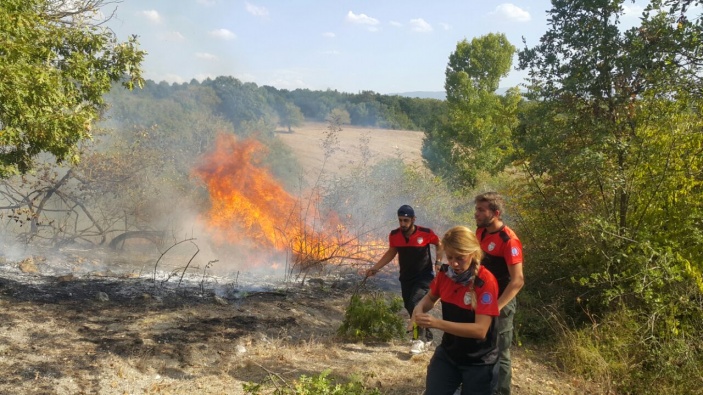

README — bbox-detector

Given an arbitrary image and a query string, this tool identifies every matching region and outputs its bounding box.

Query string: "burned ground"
[0,264,357,394]
[0,249,600,395]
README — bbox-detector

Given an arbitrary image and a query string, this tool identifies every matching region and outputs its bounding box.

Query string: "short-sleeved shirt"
[477,225,523,296]
[389,226,439,282]
[429,265,500,365]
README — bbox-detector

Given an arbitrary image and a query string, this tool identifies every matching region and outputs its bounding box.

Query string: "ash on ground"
[0,243,400,307]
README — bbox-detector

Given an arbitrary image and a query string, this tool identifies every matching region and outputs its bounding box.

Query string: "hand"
[365,268,378,277]
[407,319,415,332]
[411,305,423,322]
[414,312,435,329]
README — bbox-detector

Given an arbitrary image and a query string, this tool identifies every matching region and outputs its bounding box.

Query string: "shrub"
[553,304,703,395]
[337,292,405,342]
[243,370,381,395]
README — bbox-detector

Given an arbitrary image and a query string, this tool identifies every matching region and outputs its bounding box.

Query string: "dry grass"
[275,122,426,186]
[0,266,600,395]
[0,273,431,395]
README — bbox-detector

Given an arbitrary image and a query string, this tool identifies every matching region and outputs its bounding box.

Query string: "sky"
[103,1,648,95]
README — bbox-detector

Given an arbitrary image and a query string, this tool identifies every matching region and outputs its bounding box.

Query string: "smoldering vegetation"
[0,79,467,294]
[0,79,473,395]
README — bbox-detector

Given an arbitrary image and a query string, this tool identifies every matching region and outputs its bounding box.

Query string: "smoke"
[0,109,469,291]
[190,132,384,278]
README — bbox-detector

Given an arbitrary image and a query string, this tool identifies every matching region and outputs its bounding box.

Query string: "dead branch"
[150,238,196,285]
[41,0,121,26]
[108,230,165,250]
[252,362,291,392]
[176,246,200,288]
[199,260,219,294]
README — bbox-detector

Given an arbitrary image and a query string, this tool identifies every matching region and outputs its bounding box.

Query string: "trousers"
[401,273,434,341]
[425,345,498,395]
[494,298,516,395]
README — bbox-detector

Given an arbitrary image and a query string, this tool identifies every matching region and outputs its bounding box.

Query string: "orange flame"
[193,134,383,267]
[193,134,297,249]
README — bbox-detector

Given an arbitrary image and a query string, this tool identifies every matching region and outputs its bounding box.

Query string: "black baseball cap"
[397,205,415,217]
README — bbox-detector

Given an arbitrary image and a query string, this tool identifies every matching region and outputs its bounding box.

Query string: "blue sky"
[104,1,647,95]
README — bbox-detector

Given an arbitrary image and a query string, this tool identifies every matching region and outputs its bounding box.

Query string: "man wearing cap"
[366,204,443,355]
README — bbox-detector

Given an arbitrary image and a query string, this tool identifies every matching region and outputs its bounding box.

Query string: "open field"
[275,122,426,185]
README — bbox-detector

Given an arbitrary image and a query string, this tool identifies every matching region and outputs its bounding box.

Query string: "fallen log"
[108,231,165,250]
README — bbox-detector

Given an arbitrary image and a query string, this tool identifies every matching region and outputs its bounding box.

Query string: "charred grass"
[0,270,601,395]
[0,273,432,395]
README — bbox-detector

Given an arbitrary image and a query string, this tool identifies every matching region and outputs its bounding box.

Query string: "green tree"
[0,0,145,177]
[279,101,305,132]
[288,88,341,121]
[516,0,703,392]
[326,108,351,125]
[204,76,276,131]
[104,79,302,191]
[655,0,703,93]
[423,33,519,188]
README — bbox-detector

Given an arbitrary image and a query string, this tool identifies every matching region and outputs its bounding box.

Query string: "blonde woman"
[412,226,500,395]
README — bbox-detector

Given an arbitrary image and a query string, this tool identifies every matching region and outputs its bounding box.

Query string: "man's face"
[398,216,415,232]
[474,201,497,228]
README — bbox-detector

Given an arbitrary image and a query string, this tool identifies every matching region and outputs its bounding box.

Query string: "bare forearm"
[498,281,523,310]
[371,249,395,270]
[435,243,444,263]
[498,263,524,310]
[432,320,489,339]
[416,293,436,313]
[415,314,492,339]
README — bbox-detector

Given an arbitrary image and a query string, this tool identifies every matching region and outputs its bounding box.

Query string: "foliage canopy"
[0,0,145,177]
[423,33,520,188]
[515,0,703,392]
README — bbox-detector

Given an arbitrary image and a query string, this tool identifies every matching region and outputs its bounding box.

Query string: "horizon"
[104,1,649,95]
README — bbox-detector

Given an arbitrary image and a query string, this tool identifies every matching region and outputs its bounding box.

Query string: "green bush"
[243,370,381,395]
[552,304,703,395]
[508,159,703,394]
[337,292,405,342]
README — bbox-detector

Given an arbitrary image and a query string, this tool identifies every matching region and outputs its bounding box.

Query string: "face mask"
[446,264,475,286]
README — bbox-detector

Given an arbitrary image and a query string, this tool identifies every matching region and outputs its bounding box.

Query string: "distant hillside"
[393,91,446,100]
[393,87,515,100]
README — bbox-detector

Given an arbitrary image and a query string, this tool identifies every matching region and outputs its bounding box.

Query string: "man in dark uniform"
[366,204,444,354]
[474,192,524,395]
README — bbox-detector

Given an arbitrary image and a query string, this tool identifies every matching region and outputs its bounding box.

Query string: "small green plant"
[337,292,405,342]
[242,382,264,394]
[243,369,381,395]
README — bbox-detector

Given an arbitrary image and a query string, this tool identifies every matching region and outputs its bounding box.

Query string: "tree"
[0,0,145,177]
[326,108,351,125]
[516,0,703,391]
[204,76,277,132]
[517,0,703,274]
[104,79,302,191]
[422,33,519,188]
[655,0,703,94]
[279,102,305,133]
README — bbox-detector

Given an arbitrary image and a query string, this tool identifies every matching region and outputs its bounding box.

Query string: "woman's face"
[444,247,472,274]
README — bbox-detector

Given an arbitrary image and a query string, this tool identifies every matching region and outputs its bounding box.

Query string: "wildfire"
[193,134,383,267]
